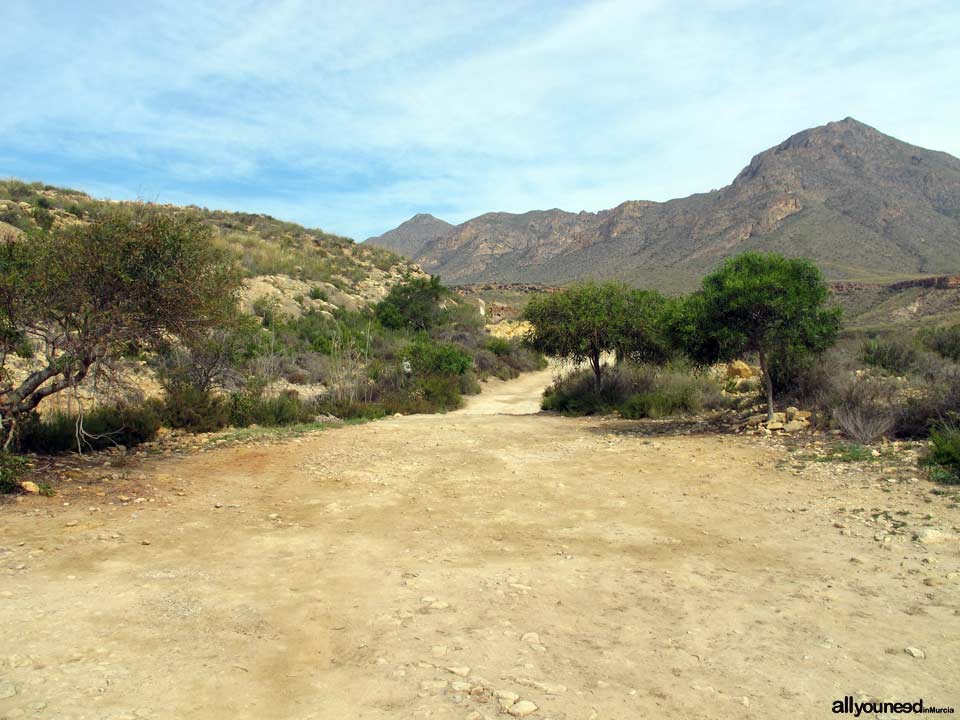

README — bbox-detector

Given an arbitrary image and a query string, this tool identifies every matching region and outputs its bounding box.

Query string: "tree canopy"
[522,282,668,387]
[673,252,841,419]
[0,206,242,444]
[375,275,447,331]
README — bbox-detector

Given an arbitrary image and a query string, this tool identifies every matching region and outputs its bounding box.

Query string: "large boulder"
[726,360,757,379]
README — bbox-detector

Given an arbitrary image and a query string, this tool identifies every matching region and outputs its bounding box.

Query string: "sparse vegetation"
[922,324,960,363]
[542,362,727,418]
[0,451,27,493]
[860,336,919,374]
[923,423,960,484]
[15,404,161,454]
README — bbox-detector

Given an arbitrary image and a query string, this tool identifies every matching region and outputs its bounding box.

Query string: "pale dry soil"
[2,368,959,719]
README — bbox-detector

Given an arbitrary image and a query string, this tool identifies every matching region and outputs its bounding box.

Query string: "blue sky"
[2,0,958,240]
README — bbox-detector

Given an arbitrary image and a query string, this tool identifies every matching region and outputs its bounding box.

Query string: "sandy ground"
[1,368,958,719]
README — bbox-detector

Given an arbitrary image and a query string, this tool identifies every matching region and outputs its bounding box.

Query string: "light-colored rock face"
[241,275,341,318]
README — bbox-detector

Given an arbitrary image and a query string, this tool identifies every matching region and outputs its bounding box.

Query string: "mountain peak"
[373,119,960,289]
[366,213,454,257]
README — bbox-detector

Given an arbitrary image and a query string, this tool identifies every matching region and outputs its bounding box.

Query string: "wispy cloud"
[2,0,958,239]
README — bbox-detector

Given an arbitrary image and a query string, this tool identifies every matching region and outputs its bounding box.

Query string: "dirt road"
[1,370,958,719]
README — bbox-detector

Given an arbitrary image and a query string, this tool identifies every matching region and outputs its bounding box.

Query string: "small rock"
[509,700,538,717]
[914,528,956,545]
[783,420,807,433]
[420,679,448,691]
[65,520,78,527]
[0,681,16,698]
[446,666,470,677]
[19,481,40,494]
[766,421,784,431]
[140,540,152,546]
[496,690,519,710]
[904,647,925,659]
[520,632,541,644]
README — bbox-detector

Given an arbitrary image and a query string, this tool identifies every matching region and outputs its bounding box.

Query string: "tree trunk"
[758,349,775,421]
[590,349,602,390]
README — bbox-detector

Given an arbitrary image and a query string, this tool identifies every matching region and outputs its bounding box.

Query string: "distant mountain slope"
[366,213,453,258]
[373,118,960,290]
[0,179,422,311]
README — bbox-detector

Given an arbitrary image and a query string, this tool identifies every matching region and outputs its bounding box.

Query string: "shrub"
[922,324,960,363]
[486,336,512,357]
[308,286,328,301]
[860,337,918,375]
[541,365,644,415]
[923,424,960,485]
[0,452,27,493]
[541,363,725,418]
[15,404,161,453]
[324,400,388,420]
[158,387,230,433]
[619,368,725,419]
[829,375,897,444]
[894,365,960,438]
[228,390,317,427]
[418,375,463,409]
[458,371,482,396]
[375,276,447,331]
[407,340,472,376]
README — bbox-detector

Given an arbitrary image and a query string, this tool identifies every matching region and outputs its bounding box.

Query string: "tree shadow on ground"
[586,411,743,438]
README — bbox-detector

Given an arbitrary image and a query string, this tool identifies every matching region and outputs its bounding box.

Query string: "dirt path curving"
[1,371,958,719]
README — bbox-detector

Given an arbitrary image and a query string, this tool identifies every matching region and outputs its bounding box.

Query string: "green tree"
[523,282,666,388]
[0,206,242,445]
[375,275,447,331]
[676,252,841,420]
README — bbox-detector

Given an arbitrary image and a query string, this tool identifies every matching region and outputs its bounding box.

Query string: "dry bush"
[831,375,897,443]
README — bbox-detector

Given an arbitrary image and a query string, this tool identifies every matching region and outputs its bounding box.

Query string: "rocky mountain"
[366,213,453,258]
[371,119,960,290]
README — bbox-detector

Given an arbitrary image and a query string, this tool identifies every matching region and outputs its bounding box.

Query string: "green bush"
[323,400,388,420]
[619,369,722,418]
[375,276,447,331]
[860,337,919,375]
[158,387,230,433]
[922,324,960,363]
[418,375,464,409]
[621,388,698,419]
[893,367,960,438]
[0,452,28,493]
[485,336,512,357]
[543,363,727,418]
[408,339,472,376]
[923,424,960,485]
[15,404,161,453]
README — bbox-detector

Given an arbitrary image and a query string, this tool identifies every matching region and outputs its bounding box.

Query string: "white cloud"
[1,0,958,239]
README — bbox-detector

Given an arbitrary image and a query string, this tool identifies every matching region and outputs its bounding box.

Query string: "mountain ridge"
[367,118,960,290]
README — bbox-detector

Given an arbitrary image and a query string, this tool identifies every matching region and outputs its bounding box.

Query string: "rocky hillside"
[0,179,423,313]
[369,118,960,290]
[366,213,452,259]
